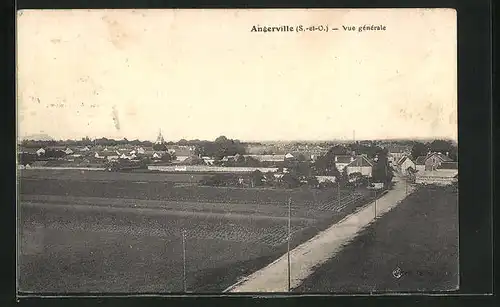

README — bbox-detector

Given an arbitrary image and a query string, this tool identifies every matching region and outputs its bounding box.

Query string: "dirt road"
[228,175,416,292]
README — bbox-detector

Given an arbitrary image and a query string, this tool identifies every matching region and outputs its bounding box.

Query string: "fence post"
[182,230,187,292]
[287,197,291,292]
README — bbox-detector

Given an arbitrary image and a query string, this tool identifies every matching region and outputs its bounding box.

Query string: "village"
[18,133,459,293]
[17,130,458,188]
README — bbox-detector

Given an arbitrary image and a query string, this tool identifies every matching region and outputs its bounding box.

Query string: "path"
[227,175,416,292]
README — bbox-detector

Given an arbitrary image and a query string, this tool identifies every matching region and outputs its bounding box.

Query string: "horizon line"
[18,135,457,143]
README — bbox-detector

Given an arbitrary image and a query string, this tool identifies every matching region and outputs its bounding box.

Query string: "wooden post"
[337,181,340,207]
[182,230,187,292]
[287,197,292,292]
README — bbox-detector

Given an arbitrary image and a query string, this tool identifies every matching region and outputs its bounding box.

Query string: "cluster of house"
[394,152,458,185]
[18,144,197,165]
[19,132,458,186]
[246,143,330,158]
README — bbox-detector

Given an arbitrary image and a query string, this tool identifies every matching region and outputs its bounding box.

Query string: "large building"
[345,155,374,177]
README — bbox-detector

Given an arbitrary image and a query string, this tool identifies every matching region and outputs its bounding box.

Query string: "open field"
[19,169,208,184]
[19,170,361,206]
[293,184,459,293]
[18,170,379,293]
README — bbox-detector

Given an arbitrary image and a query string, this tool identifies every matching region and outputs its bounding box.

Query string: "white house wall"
[336,163,349,172]
[415,176,456,185]
[346,166,372,177]
[400,160,416,174]
[148,165,279,173]
[416,165,426,172]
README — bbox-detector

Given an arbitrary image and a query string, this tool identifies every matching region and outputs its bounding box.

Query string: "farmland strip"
[21,201,316,223]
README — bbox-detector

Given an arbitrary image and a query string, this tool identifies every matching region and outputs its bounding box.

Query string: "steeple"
[156,129,165,144]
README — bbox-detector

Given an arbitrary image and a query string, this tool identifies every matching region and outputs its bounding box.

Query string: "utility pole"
[182,230,187,293]
[287,197,292,292]
[337,181,340,207]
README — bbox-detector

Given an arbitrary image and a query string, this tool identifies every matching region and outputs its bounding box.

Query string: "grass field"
[18,169,379,293]
[19,169,208,184]
[293,184,459,293]
[19,174,360,207]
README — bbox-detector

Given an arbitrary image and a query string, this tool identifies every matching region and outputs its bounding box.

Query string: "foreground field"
[18,171,379,293]
[294,184,459,293]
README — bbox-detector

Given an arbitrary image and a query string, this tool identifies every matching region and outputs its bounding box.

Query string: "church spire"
[156,129,165,144]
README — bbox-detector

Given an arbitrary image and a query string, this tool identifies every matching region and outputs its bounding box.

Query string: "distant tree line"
[20,137,154,148]
[410,140,458,161]
[19,135,251,152]
[194,136,246,160]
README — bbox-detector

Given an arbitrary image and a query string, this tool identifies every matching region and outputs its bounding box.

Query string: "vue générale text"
[250,24,387,33]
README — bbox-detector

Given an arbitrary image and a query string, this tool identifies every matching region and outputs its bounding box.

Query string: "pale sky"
[17,9,457,142]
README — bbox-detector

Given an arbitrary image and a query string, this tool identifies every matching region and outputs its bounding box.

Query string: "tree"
[45,149,65,159]
[197,136,246,160]
[314,152,340,177]
[327,145,349,156]
[236,154,246,164]
[139,157,151,169]
[297,154,307,162]
[319,180,335,189]
[340,167,349,184]
[281,173,301,189]
[215,136,229,143]
[372,152,394,187]
[291,161,312,178]
[18,153,36,165]
[251,170,264,187]
[160,152,172,162]
[243,156,261,167]
[152,143,168,151]
[264,171,276,185]
[411,142,429,160]
[307,176,320,188]
[448,145,458,161]
[429,139,453,154]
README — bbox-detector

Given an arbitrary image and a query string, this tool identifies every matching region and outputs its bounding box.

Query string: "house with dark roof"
[423,152,453,171]
[415,157,458,186]
[168,146,196,162]
[346,155,373,177]
[387,146,411,165]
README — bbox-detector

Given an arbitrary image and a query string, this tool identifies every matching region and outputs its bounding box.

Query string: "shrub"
[306,176,320,188]
[281,173,301,189]
[319,180,336,189]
